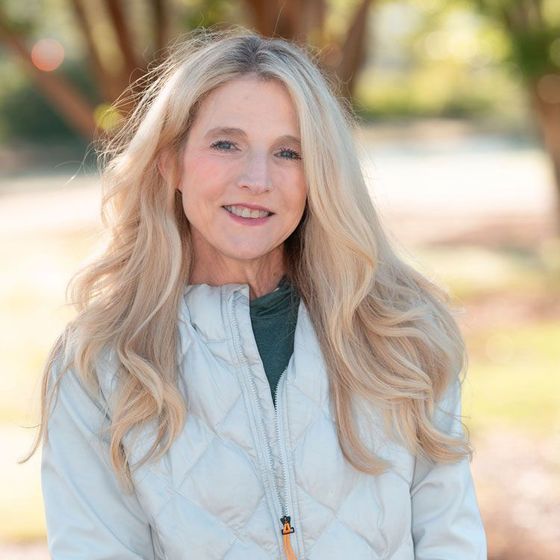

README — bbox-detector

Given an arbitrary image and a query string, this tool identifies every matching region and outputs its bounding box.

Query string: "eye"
[210,139,237,151]
[278,147,301,160]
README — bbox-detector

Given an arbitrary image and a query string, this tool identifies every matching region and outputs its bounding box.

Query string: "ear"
[157,149,181,192]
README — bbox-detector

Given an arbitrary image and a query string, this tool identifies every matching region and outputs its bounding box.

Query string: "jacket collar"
[180,282,251,342]
[177,281,331,413]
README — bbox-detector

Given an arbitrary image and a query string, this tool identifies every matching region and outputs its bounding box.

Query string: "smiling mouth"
[223,205,274,219]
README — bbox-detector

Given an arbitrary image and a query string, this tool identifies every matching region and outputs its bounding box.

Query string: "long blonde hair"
[24,27,472,490]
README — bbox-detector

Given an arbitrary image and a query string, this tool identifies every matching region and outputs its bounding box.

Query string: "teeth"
[225,205,271,219]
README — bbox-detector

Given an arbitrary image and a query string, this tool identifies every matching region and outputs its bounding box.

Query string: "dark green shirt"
[249,276,300,406]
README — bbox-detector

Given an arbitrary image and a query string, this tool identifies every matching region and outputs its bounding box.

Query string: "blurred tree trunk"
[476,0,560,229]
[244,0,374,98]
[0,0,376,141]
[530,87,560,219]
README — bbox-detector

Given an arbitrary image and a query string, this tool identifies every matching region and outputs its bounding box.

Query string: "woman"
[28,29,487,559]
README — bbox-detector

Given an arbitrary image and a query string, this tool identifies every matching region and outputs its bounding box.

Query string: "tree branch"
[103,0,141,81]
[69,0,122,101]
[337,0,374,97]
[150,0,169,55]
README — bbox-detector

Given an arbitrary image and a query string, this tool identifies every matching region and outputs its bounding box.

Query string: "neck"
[189,244,286,300]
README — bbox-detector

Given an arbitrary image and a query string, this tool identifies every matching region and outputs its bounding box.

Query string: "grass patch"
[463,321,560,437]
[412,242,560,300]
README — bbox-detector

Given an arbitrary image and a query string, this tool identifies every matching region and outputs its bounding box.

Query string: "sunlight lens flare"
[31,38,65,72]
[94,103,123,131]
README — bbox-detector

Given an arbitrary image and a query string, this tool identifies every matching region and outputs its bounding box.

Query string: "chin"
[221,244,279,262]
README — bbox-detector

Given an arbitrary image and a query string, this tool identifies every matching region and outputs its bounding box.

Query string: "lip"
[222,203,274,214]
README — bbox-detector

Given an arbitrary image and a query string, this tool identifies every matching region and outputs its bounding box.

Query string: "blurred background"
[1,0,559,558]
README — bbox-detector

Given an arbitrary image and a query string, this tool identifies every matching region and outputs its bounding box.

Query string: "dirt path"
[473,430,560,560]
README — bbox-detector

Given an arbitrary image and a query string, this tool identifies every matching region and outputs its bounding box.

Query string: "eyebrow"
[204,126,301,146]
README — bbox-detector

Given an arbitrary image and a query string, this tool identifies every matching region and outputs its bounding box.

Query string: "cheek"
[180,156,230,206]
[289,173,308,213]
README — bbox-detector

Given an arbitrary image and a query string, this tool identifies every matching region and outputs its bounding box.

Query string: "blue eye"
[210,140,236,151]
[210,140,301,160]
[278,148,301,160]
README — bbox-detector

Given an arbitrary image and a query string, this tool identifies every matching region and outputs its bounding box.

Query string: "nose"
[237,150,273,193]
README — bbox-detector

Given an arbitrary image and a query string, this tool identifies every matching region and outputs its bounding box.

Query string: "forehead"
[190,75,300,135]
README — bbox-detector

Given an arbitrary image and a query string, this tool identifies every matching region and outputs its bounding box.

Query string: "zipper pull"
[280,515,297,560]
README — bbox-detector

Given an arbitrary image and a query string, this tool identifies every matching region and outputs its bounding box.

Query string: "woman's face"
[177,75,307,268]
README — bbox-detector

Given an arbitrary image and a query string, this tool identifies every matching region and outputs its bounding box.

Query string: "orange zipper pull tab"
[280,515,298,560]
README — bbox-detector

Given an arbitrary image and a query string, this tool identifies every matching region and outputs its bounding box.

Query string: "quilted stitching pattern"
[119,284,477,559]
[283,310,414,559]
[170,286,411,558]
[41,283,486,560]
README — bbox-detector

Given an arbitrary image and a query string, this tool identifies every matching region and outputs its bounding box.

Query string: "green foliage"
[354,1,528,123]
[0,0,43,35]
[509,27,560,78]
[0,60,98,143]
[179,0,245,31]
[353,66,524,121]
[474,0,560,79]
[465,322,560,436]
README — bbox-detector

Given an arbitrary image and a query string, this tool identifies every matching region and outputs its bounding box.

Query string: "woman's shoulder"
[49,335,120,419]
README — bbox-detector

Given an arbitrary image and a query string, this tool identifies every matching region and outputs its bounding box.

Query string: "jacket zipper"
[247,360,299,560]
[228,295,298,560]
[275,370,298,560]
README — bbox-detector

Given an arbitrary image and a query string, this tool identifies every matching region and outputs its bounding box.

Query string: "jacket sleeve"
[410,378,487,559]
[41,354,156,560]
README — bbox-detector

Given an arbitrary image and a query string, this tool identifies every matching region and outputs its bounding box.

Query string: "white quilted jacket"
[42,282,487,559]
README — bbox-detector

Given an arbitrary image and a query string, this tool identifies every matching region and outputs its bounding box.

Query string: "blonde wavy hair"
[24,27,472,490]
